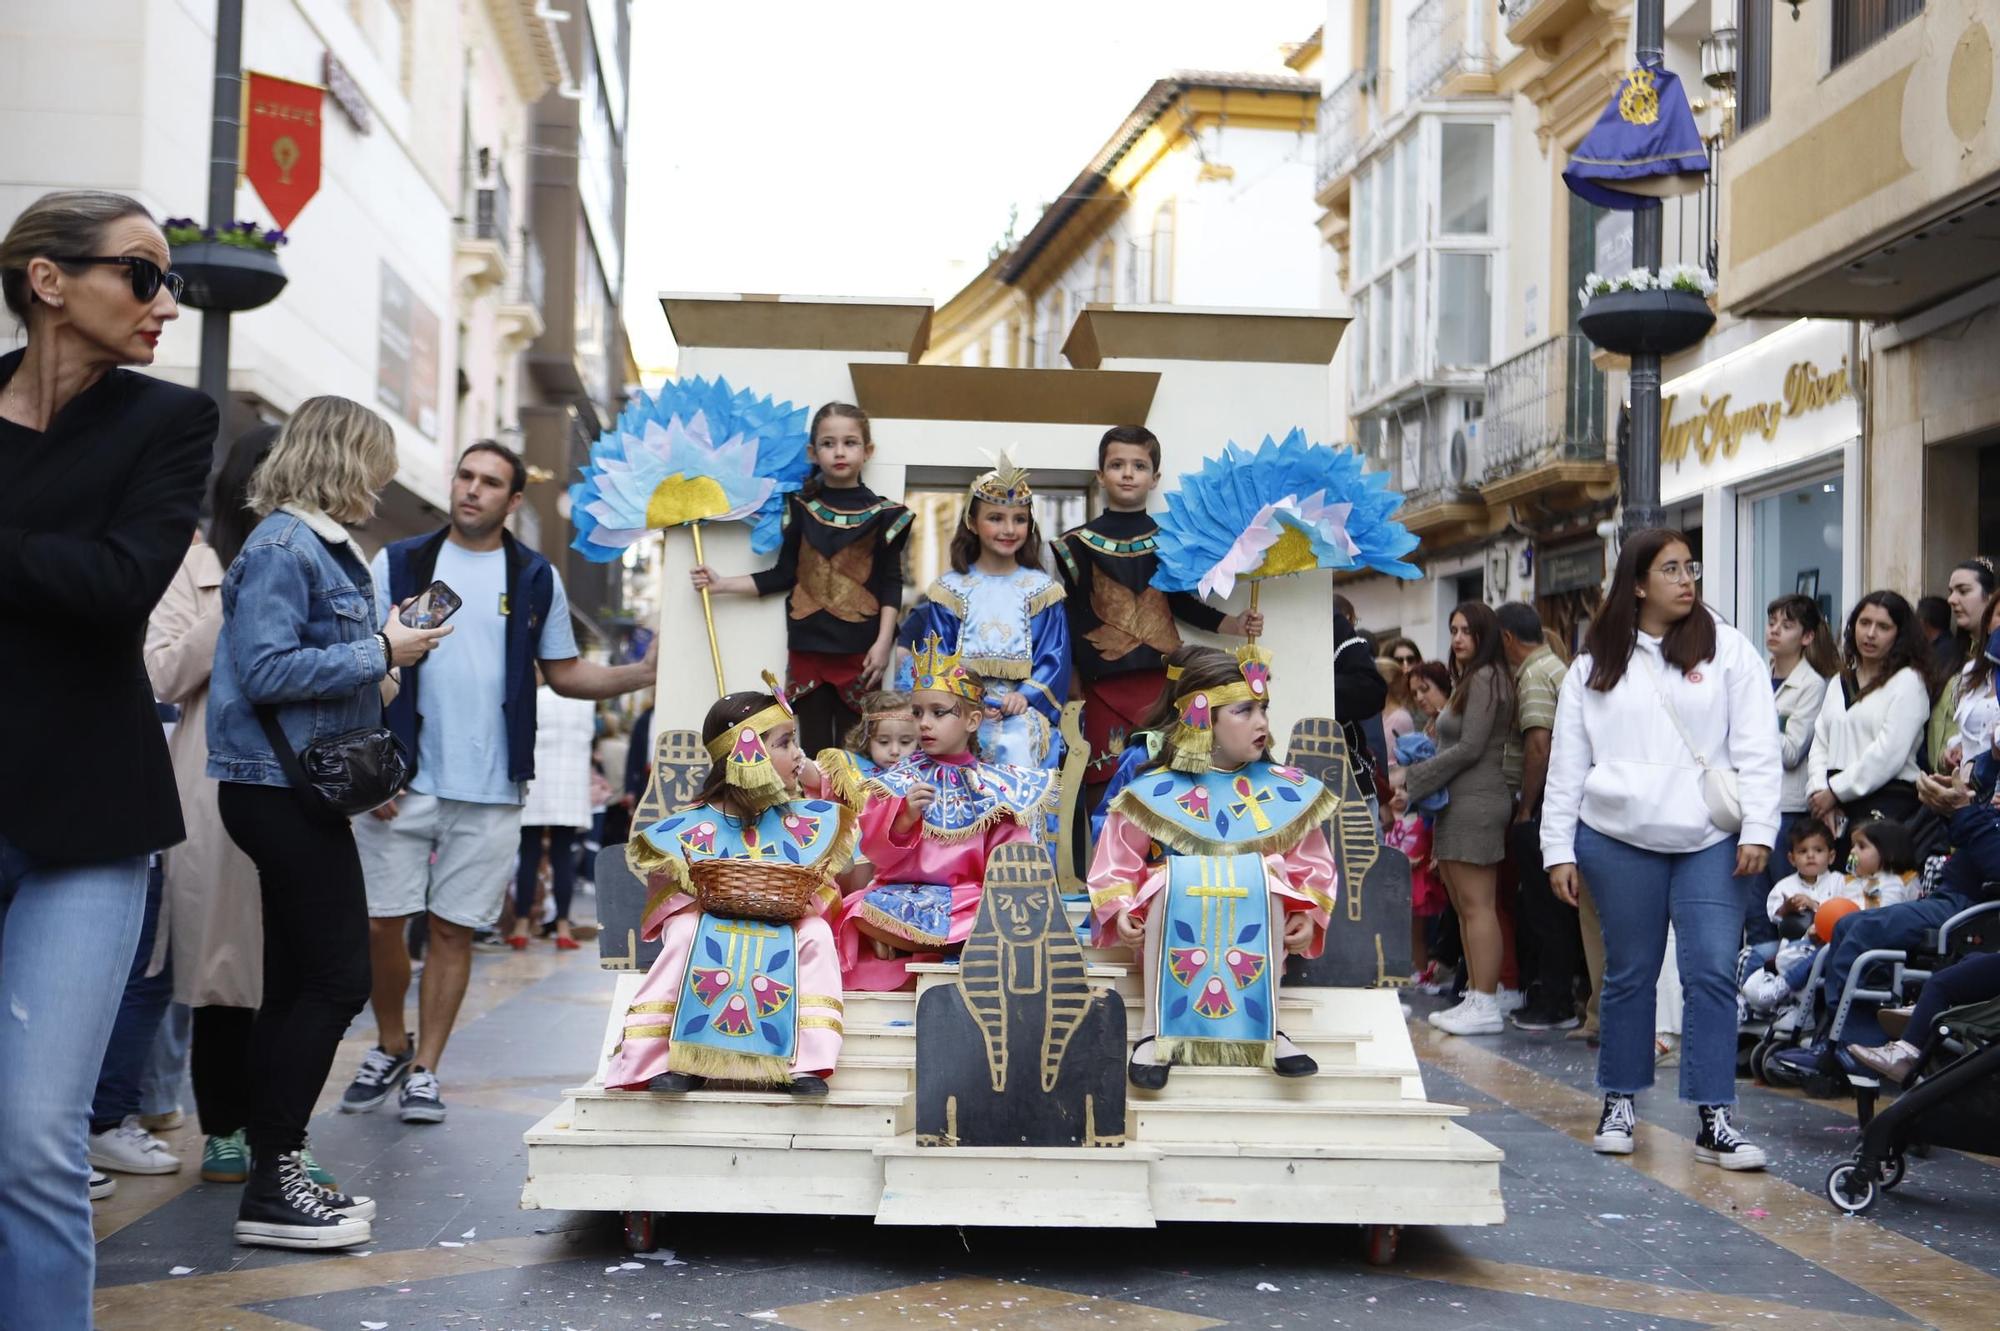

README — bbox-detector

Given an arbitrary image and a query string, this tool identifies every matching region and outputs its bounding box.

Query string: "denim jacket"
[206,507,390,788]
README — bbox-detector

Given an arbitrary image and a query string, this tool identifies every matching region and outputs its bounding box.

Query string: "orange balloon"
[1815,896,1861,944]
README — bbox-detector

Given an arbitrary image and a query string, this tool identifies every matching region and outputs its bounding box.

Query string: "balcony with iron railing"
[1478,333,1620,507]
[1500,0,1603,51]
[497,226,546,353]
[454,179,514,295]
[1315,70,1365,195]
[1407,0,1494,102]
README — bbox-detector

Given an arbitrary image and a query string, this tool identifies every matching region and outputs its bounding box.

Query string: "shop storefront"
[1659,319,1861,632]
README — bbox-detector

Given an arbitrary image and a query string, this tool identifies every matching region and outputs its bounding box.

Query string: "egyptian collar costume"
[866,752,1057,841]
[631,796,855,917]
[1056,510,1225,679]
[751,485,913,656]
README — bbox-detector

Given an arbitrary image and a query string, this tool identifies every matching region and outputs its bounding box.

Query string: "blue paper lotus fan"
[1152,430,1420,600]
[568,375,811,563]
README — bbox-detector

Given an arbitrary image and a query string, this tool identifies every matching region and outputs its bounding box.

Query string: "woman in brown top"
[1394,602,1516,1035]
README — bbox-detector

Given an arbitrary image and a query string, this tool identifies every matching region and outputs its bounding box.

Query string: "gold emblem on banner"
[1619,68,1660,126]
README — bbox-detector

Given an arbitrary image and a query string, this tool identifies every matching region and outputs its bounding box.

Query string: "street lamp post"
[198,0,245,465]
[1622,0,1668,536]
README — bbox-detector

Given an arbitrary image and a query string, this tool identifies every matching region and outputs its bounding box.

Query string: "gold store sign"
[1662,357,1853,467]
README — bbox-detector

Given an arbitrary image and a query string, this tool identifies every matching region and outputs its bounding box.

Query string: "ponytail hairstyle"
[1139,644,1266,774]
[1584,528,1717,691]
[947,496,1047,573]
[692,691,787,817]
[1766,593,1840,680]
[801,402,873,500]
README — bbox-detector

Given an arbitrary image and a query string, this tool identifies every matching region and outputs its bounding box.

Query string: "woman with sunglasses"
[1541,529,1782,1171]
[0,191,215,1329]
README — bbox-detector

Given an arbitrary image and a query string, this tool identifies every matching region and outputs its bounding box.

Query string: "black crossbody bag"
[255,705,409,823]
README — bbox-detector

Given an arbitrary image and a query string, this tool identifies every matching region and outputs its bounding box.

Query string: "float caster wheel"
[621,1210,658,1253]
[1362,1223,1401,1266]
[1825,1162,1877,1215]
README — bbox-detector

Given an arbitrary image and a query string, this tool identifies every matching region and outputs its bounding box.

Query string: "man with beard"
[341,442,655,1125]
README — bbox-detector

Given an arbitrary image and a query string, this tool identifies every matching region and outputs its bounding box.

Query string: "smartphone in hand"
[400,580,463,629]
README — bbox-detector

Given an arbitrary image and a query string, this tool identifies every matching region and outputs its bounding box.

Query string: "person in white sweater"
[1753,594,1838,947]
[1541,529,1781,1172]
[1807,591,1934,850]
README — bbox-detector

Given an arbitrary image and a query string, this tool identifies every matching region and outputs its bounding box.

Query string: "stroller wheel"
[1880,1152,1907,1192]
[1750,1037,1778,1085]
[1825,1162,1878,1215]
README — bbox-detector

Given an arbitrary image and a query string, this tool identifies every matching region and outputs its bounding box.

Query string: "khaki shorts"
[356,793,523,928]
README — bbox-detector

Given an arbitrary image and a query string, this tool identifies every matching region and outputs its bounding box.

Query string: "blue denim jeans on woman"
[0,834,148,1331]
[1573,824,1743,1105]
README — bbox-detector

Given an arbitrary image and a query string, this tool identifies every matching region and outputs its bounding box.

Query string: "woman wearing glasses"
[1807,591,1935,855]
[0,191,215,1328]
[1541,529,1781,1171]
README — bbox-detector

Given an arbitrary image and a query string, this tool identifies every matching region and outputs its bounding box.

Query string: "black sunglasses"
[51,255,185,304]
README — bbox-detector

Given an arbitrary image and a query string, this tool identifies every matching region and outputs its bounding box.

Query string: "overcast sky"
[620,0,1324,376]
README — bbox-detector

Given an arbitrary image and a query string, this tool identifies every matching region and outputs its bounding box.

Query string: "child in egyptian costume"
[837,636,1058,991]
[604,678,855,1096]
[1088,644,1339,1086]
[811,689,918,895]
[896,450,1068,772]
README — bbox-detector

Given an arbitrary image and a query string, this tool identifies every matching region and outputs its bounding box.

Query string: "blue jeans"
[1574,825,1742,1105]
[91,858,173,1131]
[142,1002,193,1120]
[0,835,148,1331]
[1820,892,1972,1045]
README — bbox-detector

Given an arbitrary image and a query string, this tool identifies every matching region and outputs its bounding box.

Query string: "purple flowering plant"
[163,217,289,253]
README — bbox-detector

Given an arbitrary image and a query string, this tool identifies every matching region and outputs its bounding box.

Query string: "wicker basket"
[688,858,825,922]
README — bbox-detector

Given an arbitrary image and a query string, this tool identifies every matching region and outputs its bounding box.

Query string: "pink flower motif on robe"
[751,974,792,1018]
[1167,946,1208,987]
[712,993,756,1036]
[690,967,732,1005]
[1224,947,1266,988]
[1192,975,1236,1019]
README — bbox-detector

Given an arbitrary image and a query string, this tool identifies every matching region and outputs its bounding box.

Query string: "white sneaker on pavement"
[88,1116,182,1175]
[1432,992,1505,1036]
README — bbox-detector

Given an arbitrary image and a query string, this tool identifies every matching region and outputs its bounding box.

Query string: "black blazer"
[0,348,217,865]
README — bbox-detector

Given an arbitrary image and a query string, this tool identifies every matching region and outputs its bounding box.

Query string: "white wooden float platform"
[521,942,1504,1232]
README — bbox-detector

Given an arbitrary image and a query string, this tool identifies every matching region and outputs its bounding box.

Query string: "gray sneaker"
[399,1068,446,1124]
[340,1040,414,1113]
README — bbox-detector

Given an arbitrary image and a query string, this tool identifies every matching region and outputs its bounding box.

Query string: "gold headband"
[1166,646,1273,774]
[703,671,797,809]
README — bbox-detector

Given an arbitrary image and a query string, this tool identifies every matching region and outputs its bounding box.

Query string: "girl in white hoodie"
[1542,529,1781,1172]
[1806,590,1934,851]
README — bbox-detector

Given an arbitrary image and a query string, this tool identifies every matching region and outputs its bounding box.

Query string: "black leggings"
[190,1004,255,1138]
[218,783,371,1157]
[516,825,578,923]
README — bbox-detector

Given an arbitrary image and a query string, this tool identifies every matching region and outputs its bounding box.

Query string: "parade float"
[519,297,1504,1265]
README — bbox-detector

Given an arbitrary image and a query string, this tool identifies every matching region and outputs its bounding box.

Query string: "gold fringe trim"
[800,994,844,1012]
[1156,1036,1275,1069]
[961,654,1031,680]
[1110,783,1340,859]
[923,578,966,619]
[858,774,1057,842]
[667,1042,793,1087]
[814,749,871,811]
[857,898,951,948]
[1167,722,1214,773]
[1024,580,1066,616]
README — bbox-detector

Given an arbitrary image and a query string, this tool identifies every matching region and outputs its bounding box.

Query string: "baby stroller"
[1824,993,2000,1214]
[1742,939,1835,1089]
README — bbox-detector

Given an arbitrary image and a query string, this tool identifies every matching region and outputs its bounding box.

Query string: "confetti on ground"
[1746,1207,1770,1219]
[460,1228,477,1239]
[169,1266,195,1276]
[632,1248,685,1266]
[1256,1282,1281,1292]
[362,1323,388,1330]
[438,1241,465,1248]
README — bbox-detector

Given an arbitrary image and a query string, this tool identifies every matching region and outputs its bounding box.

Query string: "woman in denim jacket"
[206,397,449,1250]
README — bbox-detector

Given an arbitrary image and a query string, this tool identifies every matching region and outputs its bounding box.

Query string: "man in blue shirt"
[342,442,655,1124]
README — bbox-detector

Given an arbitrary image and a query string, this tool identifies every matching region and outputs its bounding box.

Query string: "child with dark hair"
[1738,819,1915,1016]
[1088,644,1337,1087]
[1055,426,1260,804]
[838,637,1057,991]
[691,404,913,753]
[603,681,855,1096]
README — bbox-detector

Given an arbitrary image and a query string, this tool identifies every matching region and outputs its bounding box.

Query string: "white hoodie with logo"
[1541,620,1783,867]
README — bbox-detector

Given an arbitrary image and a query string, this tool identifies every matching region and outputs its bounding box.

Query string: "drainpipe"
[1621,0,1667,535]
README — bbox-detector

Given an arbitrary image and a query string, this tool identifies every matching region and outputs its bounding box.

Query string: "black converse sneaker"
[1694,1104,1768,1171]
[288,1152,376,1221]
[340,1039,414,1113]
[234,1153,371,1249]
[1592,1092,1636,1154]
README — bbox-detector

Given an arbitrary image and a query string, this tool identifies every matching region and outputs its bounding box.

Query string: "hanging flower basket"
[169,240,288,312]
[1574,266,1716,357]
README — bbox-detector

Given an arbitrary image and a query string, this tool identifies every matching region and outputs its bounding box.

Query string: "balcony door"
[1564,191,1611,446]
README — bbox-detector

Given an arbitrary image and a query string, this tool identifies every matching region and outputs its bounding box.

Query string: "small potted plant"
[165,218,288,312]
[1576,263,1715,357]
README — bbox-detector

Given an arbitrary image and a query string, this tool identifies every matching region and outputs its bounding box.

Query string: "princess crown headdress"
[964,446,1033,517]
[1164,645,1274,773]
[909,633,983,705]
[703,669,799,810]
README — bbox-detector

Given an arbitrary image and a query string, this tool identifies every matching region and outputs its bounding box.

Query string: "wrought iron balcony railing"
[1407,0,1493,101]
[1315,70,1364,193]
[1480,333,1609,484]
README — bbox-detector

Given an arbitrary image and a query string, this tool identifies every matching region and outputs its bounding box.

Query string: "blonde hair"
[0,190,154,321]
[249,396,398,524]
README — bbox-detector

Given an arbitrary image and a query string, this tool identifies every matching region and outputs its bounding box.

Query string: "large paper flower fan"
[1152,430,1420,601]
[569,375,810,563]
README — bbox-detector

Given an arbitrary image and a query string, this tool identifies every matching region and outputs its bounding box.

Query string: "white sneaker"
[1426,996,1471,1030]
[89,1170,117,1201]
[1741,969,1791,1017]
[88,1116,181,1175]
[1431,993,1504,1036]
[1496,987,1528,1014]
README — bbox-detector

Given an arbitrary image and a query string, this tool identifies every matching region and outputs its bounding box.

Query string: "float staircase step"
[565,1083,910,1138]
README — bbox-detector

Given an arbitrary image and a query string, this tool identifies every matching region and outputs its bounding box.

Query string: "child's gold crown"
[909,633,983,704]
[966,446,1033,512]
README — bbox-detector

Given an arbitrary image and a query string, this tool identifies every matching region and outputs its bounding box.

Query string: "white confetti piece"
[632,1248,684,1266]
[438,1240,465,1248]
[1255,1282,1280,1292]
[620,1261,645,1270]
[747,1313,780,1322]
[460,1228,476,1239]
[362,1323,388,1330]
[169,1266,195,1276]
[1597,1213,1626,1220]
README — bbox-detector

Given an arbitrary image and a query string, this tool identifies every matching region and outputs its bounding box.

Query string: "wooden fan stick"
[687,520,727,697]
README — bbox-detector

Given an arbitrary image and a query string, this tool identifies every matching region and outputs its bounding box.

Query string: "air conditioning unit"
[1448,419,1481,490]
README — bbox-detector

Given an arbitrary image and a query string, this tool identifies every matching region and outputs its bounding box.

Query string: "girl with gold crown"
[897,449,1069,772]
[603,677,854,1096]
[837,636,1058,990]
[1088,643,1340,1087]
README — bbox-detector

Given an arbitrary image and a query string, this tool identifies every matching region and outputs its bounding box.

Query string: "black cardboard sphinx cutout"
[1281,716,1412,988]
[915,842,1127,1147]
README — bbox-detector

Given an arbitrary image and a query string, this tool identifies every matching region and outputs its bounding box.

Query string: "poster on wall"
[376,262,439,439]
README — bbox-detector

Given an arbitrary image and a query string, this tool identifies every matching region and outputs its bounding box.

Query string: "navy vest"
[383,528,555,787]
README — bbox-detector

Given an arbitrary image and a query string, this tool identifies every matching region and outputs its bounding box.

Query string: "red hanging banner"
[242,71,324,232]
